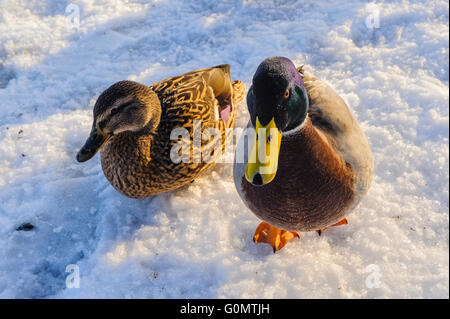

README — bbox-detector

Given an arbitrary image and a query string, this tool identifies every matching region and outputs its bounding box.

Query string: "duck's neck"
[103,102,162,164]
[146,101,163,135]
[281,114,309,138]
[131,102,163,137]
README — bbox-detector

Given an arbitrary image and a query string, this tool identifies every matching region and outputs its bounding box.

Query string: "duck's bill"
[76,124,110,163]
[245,117,282,186]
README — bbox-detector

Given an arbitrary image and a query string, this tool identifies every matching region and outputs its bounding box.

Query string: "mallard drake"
[77,64,245,198]
[233,57,373,252]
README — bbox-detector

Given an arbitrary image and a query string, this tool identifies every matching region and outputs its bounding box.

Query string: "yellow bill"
[245,117,282,186]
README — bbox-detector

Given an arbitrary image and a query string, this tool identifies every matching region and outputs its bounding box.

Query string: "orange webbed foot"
[316,218,348,236]
[253,222,299,253]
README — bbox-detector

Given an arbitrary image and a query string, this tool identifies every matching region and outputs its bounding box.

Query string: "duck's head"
[76,80,161,163]
[245,57,309,186]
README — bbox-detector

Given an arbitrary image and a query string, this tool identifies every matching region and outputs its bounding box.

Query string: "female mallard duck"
[234,57,373,252]
[77,64,245,198]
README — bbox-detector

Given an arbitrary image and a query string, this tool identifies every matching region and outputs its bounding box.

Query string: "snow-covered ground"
[0,0,448,298]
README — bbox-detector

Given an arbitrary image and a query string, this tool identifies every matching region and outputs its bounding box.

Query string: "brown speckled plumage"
[98,64,245,198]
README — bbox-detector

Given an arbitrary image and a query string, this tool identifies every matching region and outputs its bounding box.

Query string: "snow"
[0,0,448,298]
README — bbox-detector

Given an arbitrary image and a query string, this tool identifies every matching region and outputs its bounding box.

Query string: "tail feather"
[231,80,246,105]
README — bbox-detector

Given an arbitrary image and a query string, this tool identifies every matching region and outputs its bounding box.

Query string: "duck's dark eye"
[110,108,119,115]
[284,89,290,99]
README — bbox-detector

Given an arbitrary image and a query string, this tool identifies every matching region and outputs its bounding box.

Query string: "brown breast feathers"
[241,117,356,231]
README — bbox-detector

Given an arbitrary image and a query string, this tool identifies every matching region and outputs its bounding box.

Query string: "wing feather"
[299,67,373,200]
